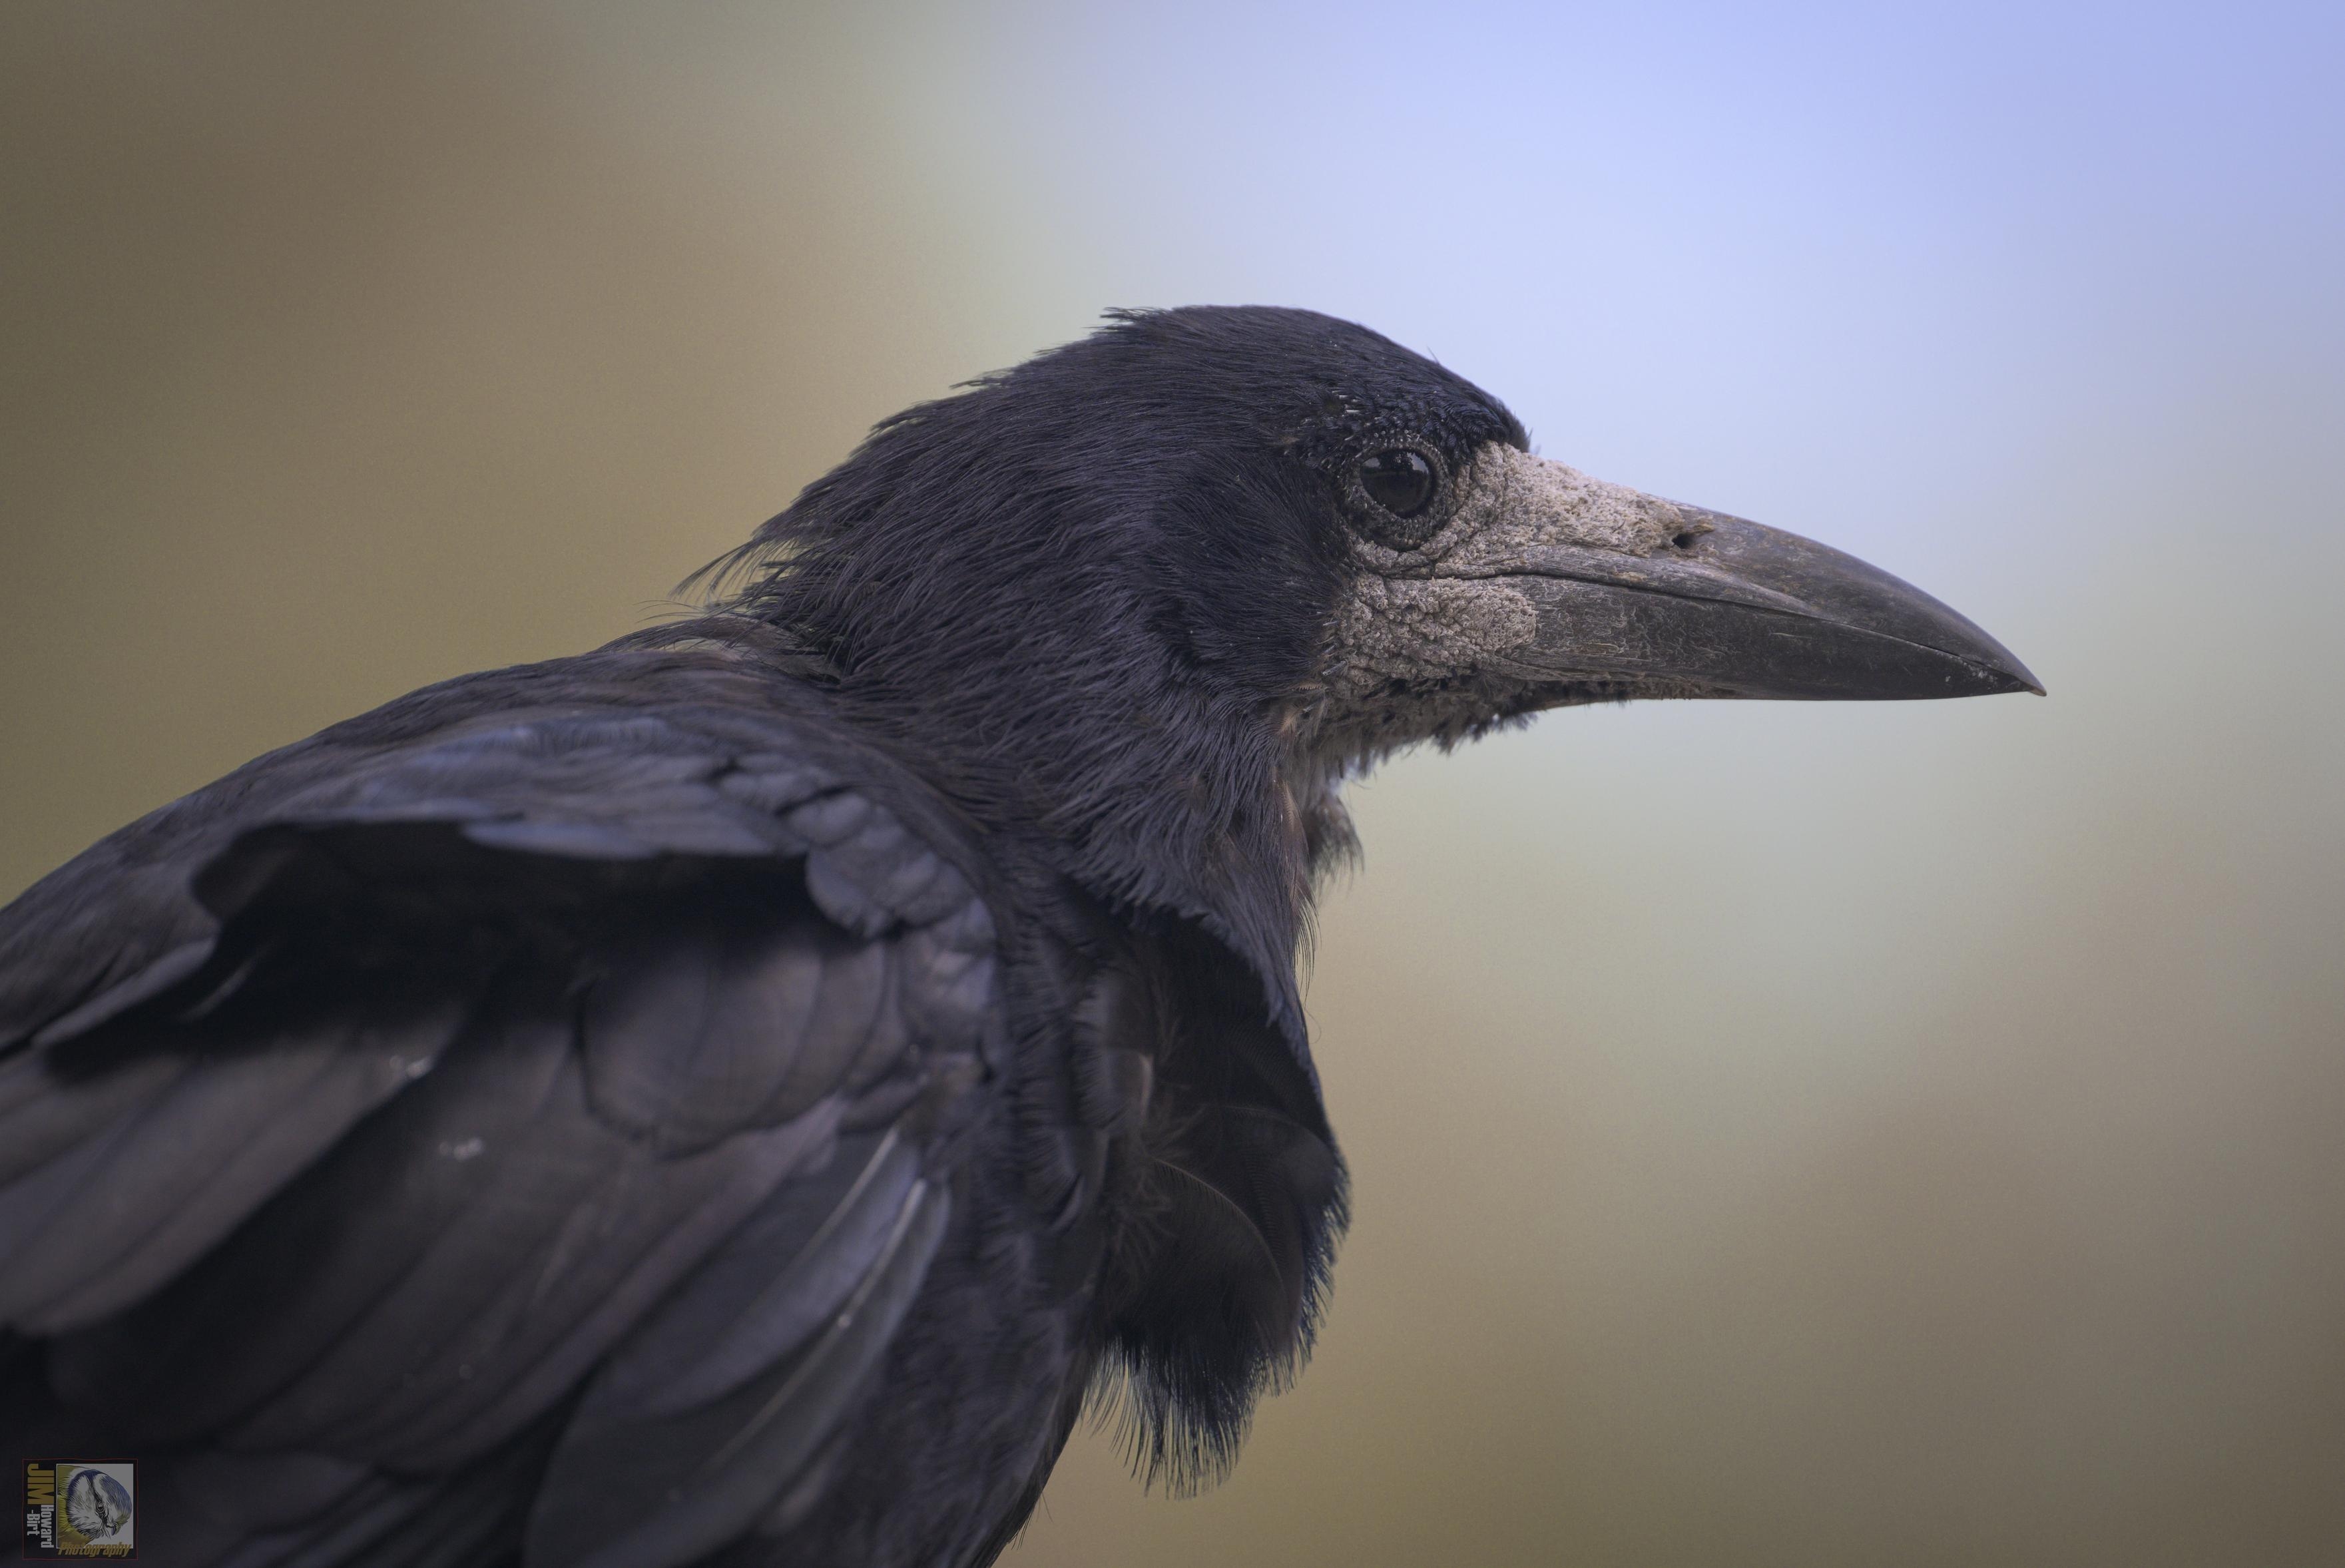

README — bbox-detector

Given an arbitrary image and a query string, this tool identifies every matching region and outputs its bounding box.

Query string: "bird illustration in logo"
[62,1468,132,1544]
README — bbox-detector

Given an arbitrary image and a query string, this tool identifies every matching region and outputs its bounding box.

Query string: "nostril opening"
[1671,531,1699,551]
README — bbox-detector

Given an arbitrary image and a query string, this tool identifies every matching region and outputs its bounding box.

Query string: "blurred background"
[3,3,2340,1562]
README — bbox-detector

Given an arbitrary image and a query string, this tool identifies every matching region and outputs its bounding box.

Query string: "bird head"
[702,306,2037,973]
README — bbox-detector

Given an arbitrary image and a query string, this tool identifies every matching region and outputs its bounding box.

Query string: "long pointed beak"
[1485,507,2041,701]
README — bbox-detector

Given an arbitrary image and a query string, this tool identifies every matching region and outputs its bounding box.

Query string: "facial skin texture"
[1316,443,1700,765]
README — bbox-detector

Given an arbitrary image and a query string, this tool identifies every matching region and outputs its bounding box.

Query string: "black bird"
[0,307,2038,1567]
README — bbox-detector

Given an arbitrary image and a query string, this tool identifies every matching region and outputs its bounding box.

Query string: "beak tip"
[1982,662,2046,698]
[1963,639,2044,698]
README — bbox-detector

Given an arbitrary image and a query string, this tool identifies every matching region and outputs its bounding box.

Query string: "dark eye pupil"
[1360,449,1436,517]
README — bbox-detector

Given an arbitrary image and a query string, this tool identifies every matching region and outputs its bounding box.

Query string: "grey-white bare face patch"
[1313,443,1696,761]
[1430,443,1692,567]
[1322,572,1537,712]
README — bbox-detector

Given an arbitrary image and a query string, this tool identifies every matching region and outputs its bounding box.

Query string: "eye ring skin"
[1343,437,1453,549]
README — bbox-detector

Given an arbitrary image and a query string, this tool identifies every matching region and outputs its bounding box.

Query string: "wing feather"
[1,1001,459,1331]
[0,654,1004,1566]
[527,1171,953,1568]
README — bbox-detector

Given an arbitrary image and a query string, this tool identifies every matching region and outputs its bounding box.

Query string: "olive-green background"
[5,5,2341,1563]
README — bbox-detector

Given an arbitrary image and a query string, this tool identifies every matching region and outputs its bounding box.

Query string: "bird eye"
[1358,449,1437,519]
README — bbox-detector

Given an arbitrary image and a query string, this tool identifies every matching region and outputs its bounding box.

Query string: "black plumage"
[0,307,2036,1567]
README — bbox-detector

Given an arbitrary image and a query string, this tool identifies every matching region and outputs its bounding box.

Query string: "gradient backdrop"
[4,5,2341,1563]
